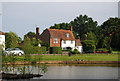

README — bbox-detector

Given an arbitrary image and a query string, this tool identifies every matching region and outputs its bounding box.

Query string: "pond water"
[2,64,119,80]
[39,65,119,79]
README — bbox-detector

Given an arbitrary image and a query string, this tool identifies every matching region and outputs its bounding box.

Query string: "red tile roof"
[47,29,75,40]
[75,38,82,46]
[0,31,5,35]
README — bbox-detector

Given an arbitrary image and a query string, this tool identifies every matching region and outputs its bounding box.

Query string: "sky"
[1,1,119,39]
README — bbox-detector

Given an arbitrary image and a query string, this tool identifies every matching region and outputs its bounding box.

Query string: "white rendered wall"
[75,46,83,53]
[0,35,5,50]
[61,40,75,49]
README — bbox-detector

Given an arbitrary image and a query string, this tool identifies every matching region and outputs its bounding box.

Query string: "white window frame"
[66,33,69,38]
[54,38,58,43]
[63,40,66,44]
[71,40,73,44]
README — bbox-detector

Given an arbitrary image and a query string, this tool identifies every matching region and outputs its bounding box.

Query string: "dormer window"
[66,33,69,38]
[54,38,58,43]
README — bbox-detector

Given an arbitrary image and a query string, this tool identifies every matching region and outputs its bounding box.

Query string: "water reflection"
[2,64,119,80]
[40,65,118,79]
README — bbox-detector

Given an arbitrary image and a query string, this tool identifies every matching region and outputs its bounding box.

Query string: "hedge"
[71,49,80,54]
[33,46,47,54]
[20,46,46,54]
[50,47,62,54]
[82,40,96,53]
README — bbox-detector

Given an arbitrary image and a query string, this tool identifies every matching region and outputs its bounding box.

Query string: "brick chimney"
[36,26,40,35]
[69,26,73,31]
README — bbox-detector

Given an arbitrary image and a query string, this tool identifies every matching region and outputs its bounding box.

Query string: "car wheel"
[18,52,22,56]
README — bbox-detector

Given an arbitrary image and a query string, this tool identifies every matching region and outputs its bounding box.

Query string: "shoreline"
[3,61,120,65]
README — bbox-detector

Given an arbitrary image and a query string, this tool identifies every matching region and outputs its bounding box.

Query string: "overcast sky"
[1,1,119,39]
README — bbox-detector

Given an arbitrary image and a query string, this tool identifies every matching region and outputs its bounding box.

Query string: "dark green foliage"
[50,47,62,54]
[82,40,96,53]
[50,23,70,30]
[5,32,20,48]
[96,48,108,51]
[70,15,98,40]
[20,36,34,54]
[41,43,50,51]
[100,17,120,52]
[19,35,45,54]
[111,33,120,50]
[82,32,98,45]
[24,32,36,38]
[31,38,42,46]
[0,45,2,54]
[71,49,80,54]
[33,46,46,54]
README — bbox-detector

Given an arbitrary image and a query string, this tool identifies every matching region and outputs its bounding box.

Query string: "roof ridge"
[48,28,71,31]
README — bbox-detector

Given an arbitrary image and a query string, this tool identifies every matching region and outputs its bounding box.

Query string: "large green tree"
[24,32,36,37]
[24,32,42,46]
[100,17,120,52]
[70,15,98,40]
[5,32,20,48]
[50,23,70,30]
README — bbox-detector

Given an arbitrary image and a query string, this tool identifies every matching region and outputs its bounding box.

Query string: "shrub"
[50,47,62,54]
[71,49,80,54]
[97,48,108,51]
[33,46,46,54]
[82,40,96,53]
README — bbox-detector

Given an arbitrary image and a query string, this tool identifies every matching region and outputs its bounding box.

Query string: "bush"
[82,40,96,53]
[33,46,46,54]
[50,47,62,54]
[71,49,80,54]
[97,48,108,51]
[20,46,46,54]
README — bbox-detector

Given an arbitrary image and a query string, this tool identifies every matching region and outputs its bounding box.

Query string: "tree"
[70,15,98,40]
[100,17,120,52]
[5,32,20,48]
[31,38,42,47]
[24,32,36,37]
[21,36,34,54]
[82,32,98,45]
[24,32,42,47]
[82,40,96,53]
[50,23,70,30]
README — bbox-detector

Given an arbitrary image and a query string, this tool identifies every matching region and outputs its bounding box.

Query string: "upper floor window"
[63,40,66,44]
[54,38,58,43]
[71,40,73,44]
[66,33,69,38]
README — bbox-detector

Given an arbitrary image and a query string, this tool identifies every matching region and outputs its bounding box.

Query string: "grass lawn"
[14,54,119,62]
[112,51,120,53]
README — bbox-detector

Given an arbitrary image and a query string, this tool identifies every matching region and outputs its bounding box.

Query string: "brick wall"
[50,38,61,47]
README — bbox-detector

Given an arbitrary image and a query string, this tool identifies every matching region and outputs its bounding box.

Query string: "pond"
[2,64,119,80]
[40,64,119,79]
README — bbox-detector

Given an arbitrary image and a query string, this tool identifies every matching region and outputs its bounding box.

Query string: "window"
[54,38,58,43]
[71,41,73,44]
[63,40,66,44]
[66,33,69,38]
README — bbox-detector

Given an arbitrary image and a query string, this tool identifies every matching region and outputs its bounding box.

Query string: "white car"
[3,48,24,56]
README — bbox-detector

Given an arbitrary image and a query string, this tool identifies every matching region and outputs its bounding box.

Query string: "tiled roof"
[0,31,5,35]
[75,38,82,46]
[47,29,75,40]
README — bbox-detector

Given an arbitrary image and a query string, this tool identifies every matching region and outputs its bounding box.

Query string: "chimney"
[69,26,73,31]
[36,26,40,35]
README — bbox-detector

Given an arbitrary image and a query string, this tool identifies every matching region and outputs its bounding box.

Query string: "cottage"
[0,31,5,50]
[35,26,83,53]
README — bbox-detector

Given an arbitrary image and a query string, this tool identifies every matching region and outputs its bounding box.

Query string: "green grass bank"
[12,54,119,62]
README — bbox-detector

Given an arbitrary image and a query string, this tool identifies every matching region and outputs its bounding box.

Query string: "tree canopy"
[100,17,120,51]
[5,32,20,48]
[70,15,98,39]
[50,23,70,30]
